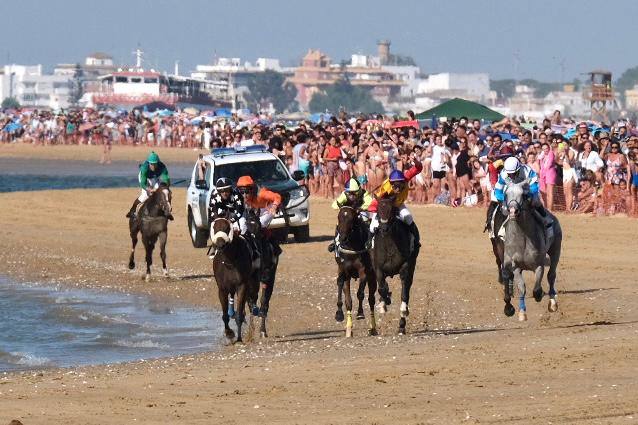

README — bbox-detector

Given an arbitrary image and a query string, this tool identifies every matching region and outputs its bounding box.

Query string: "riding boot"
[327,228,338,252]
[535,205,553,227]
[485,201,498,232]
[365,229,376,250]
[126,199,140,218]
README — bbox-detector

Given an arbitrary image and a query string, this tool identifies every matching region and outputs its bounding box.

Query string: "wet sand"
[0,156,637,423]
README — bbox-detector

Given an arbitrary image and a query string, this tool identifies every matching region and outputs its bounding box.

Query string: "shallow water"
[0,276,220,371]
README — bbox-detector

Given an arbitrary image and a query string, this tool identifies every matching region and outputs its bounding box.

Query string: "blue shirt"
[493,165,539,202]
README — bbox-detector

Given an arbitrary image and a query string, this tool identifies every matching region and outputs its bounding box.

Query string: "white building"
[0,64,73,109]
[417,73,490,102]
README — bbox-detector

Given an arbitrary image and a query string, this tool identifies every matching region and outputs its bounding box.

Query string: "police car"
[186,145,310,247]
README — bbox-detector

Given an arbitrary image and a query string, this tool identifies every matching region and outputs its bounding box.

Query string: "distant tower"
[377,39,391,66]
[584,70,614,122]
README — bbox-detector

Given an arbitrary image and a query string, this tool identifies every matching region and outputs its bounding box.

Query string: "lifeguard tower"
[583,70,614,122]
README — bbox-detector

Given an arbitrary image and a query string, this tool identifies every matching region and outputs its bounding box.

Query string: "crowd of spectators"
[2,108,637,216]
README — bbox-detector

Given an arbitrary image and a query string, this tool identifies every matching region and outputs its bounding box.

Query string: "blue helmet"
[389,170,406,182]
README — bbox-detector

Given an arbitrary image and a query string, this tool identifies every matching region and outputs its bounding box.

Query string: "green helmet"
[147,151,160,164]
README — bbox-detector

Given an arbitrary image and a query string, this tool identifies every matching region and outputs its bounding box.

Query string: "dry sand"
[0,180,637,423]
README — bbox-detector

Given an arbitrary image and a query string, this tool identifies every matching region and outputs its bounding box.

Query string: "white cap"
[504,156,520,174]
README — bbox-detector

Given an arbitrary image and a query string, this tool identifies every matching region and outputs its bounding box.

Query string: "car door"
[188,160,212,228]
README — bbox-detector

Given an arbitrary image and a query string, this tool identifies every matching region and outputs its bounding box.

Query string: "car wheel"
[293,225,310,243]
[188,208,208,248]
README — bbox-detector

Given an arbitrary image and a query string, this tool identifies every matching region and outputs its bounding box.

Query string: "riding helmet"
[147,151,160,164]
[345,178,361,192]
[237,175,255,187]
[389,170,406,182]
[215,177,232,190]
[503,156,521,174]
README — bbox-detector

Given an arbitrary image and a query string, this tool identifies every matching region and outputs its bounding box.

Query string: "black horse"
[211,214,259,343]
[334,206,377,337]
[128,183,172,281]
[371,196,420,335]
[487,205,507,285]
[244,208,281,338]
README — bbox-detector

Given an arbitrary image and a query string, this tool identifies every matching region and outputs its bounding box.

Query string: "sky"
[2,0,637,82]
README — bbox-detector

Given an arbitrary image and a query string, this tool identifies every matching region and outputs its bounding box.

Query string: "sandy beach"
[0,148,637,424]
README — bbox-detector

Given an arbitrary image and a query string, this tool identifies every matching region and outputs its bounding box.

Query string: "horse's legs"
[398,260,416,335]
[533,265,545,302]
[335,272,345,322]
[128,227,138,270]
[491,239,504,285]
[144,239,154,281]
[218,287,234,340]
[356,275,366,320]
[546,239,561,312]
[344,277,353,338]
[234,284,247,343]
[366,272,378,336]
[502,267,515,317]
[515,268,527,321]
[158,231,168,277]
[376,271,389,314]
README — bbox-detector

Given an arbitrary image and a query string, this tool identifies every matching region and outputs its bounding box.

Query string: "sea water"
[0,277,220,371]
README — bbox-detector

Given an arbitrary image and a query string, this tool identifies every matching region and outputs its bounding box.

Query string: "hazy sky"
[2,0,637,81]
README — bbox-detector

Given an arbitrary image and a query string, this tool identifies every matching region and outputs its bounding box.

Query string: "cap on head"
[345,178,361,192]
[147,151,159,164]
[504,156,521,174]
[215,177,232,190]
[237,175,255,187]
[389,170,406,182]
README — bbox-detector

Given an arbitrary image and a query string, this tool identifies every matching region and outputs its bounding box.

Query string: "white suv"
[186,145,310,247]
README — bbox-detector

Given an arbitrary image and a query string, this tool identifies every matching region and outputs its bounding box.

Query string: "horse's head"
[337,206,358,239]
[211,216,233,248]
[154,182,172,218]
[376,196,396,225]
[504,181,529,220]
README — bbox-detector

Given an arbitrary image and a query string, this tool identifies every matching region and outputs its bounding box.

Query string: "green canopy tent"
[416,98,504,122]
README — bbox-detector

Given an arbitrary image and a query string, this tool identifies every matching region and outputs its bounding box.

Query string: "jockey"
[126,151,172,220]
[484,158,504,232]
[368,160,423,245]
[236,175,283,318]
[327,177,373,253]
[493,156,552,227]
[208,177,246,233]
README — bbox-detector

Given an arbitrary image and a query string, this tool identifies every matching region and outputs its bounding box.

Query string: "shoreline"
[1,186,637,423]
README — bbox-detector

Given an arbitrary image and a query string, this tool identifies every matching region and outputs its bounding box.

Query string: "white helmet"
[503,156,521,174]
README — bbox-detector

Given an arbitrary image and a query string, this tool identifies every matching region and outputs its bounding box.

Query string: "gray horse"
[501,181,562,321]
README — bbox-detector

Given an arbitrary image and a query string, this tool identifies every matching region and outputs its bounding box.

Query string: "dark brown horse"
[128,183,172,281]
[487,206,507,285]
[333,206,377,337]
[211,215,259,343]
[371,196,420,335]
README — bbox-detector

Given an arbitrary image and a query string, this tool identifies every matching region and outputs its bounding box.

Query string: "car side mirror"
[195,179,209,190]
[291,170,305,181]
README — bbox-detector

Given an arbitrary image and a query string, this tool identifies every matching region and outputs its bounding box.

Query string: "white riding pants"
[369,204,412,232]
[137,189,149,203]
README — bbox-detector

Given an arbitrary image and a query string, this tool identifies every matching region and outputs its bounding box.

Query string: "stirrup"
[327,242,335,252]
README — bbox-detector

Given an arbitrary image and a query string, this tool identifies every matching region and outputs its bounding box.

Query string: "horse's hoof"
[335,310,344,322]
[224,329,235,339]
[533,289,544,303]
[144,274,151,282]
[398,328,406,335]
[345,327,353,338]
[234,339,244,345]
[128,262,135,270]
[163,268,169,278]
[368,328,378,336]
[504,304,515,317]
[376,301,387,314]
[518,311,528,322]
[356,310,365,320]
[260,331,268,338]
[548,298,558,312]
[400,302,409,318]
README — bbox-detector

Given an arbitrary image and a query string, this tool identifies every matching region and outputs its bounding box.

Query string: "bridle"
[211,217,234,245]
[337,206,367,255]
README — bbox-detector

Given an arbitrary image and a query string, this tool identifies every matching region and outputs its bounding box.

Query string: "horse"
[333,206,377,337]
[211,213,259,343]
[370,196,420,335]
[128,182,172,281]
[244,208,281,338]
[501,181,562,321]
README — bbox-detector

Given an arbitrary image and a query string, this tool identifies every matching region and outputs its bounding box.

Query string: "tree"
[490,79,516,100]
[1,97,20,109]
[308,78,384,114]
[245,70,298,113]
[69,63,84,107]
[615,66,638,104]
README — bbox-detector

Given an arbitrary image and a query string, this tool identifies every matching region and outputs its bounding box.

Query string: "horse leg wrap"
[345,311,353,337]
[400,301,409,318]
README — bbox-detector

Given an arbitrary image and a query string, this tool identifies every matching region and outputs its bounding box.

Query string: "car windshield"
[214,159,289,185]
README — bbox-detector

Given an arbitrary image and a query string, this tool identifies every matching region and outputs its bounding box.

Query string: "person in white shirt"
[429,134,450,199]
